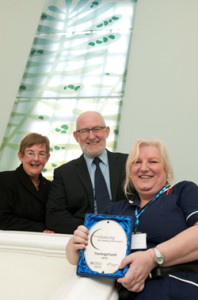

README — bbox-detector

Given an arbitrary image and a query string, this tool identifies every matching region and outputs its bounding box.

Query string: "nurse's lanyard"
[134,185,169,233]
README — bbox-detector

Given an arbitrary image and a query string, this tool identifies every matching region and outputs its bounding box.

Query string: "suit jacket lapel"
[74,155,95,210]
[16,164,45,204]
[107,151,121,202]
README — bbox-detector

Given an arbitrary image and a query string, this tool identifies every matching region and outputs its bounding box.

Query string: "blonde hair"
[19,133,50,156]
[124,139,174,197]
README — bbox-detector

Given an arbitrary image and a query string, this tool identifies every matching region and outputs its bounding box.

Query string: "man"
[46,111,128,234]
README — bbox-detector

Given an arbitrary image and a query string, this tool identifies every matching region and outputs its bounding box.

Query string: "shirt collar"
[84,149,108,167]
[128,194,140,207]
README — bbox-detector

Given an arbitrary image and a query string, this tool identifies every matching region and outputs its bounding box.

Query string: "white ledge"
[0,230,118,300]
[0,230,70,257]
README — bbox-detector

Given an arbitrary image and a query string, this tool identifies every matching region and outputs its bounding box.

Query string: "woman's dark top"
[104,181,198,300]
[0,164,51,232]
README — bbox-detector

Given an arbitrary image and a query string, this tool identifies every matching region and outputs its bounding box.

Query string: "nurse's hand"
[72,225,89,251]
[117,249,155,292]
[66,225,89,265]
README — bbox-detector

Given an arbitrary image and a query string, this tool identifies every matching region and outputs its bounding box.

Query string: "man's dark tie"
[93,157,110,213]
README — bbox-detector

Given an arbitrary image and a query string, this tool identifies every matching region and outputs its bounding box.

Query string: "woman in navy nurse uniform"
[66,139,198,299]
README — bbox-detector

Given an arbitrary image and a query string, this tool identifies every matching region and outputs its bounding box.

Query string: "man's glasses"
[25,150,47,158]
[76,126,106,136]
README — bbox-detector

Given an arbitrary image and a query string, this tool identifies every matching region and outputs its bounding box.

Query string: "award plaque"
[77,214,132,279]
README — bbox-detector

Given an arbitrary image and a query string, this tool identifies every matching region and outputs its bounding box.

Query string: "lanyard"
[134,185,169,232]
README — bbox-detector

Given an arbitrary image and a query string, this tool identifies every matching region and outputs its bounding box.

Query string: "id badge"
[131,232,147,250]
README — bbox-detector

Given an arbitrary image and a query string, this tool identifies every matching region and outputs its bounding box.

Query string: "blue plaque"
[77,214,132,279]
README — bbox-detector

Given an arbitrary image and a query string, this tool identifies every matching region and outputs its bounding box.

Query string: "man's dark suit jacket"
[0,164,51,232]
[46,150,128,234]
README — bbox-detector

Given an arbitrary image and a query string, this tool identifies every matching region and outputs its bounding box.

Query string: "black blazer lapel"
[74,155,95,210]
[16,164,46,204]
[107,151,126,202]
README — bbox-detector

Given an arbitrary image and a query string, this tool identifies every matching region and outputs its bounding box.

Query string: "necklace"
[36,179,40,191]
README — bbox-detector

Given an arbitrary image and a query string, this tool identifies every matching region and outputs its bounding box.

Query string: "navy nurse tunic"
[104,181,198,299]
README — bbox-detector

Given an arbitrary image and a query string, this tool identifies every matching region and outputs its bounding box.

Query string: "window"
[0,0,137,178]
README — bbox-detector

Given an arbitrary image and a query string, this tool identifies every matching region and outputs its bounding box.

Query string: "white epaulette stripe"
[186,211,198,222]
[169,274,198,287]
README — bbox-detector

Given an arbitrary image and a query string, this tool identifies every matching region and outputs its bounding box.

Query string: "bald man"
[46,111,128,234]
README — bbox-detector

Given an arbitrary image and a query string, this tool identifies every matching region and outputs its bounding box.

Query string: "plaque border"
[77,213,133,279]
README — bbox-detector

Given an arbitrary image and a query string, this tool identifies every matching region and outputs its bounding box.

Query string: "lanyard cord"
[134,185,169,233]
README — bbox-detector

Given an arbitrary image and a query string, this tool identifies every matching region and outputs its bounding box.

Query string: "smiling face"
[18,144,49,181]
[73,112,110,158]
[130,145,168,202]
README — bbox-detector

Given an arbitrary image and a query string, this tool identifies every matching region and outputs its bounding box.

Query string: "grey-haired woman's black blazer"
[0,164,51,232]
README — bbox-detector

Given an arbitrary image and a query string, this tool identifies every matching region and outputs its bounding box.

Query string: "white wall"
[0,0,45,144]
[1,0,198,183]
[117,0,198,183]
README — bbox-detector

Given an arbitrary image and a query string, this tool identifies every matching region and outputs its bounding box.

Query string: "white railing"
[0,230,118,300]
